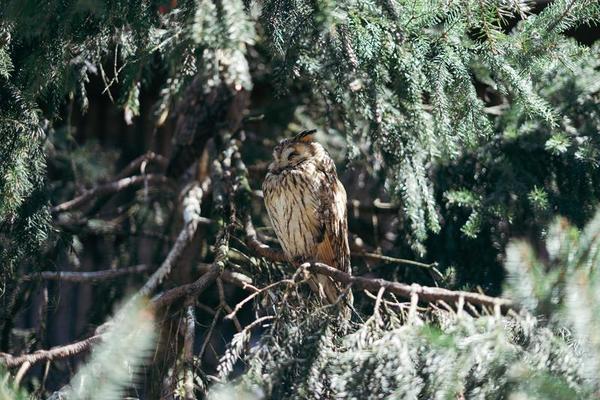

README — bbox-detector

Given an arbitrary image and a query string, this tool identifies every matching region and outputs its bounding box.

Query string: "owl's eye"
[287,151,300,161]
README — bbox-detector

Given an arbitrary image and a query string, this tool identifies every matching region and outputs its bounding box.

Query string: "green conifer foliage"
[0,0,600,398]
[209,211,600,399]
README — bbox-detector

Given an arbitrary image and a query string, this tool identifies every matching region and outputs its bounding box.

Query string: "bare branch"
[182,305,196,400]
[1,264,220,368]
[244,216,287,263]
[2,262,222,369]
[51,174,172,214]
[351,251,438,269]
[116,152,168,180]
[197,263,257,292]
[303,262,513,310]
[139,183,206,297]
[23,265,150,283]
[0,335,103,368]
[151,263,221,309]
[225,278,295,320]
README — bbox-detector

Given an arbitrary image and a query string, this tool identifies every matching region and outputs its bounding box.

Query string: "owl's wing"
[315,160,350,273]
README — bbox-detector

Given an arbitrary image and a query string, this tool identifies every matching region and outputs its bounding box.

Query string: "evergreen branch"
[0,335,103,368]
[63,298,156,400]
[546,0,576,34]
[50,174,172,214]
[303,262,513,310]
[23,264,150,283]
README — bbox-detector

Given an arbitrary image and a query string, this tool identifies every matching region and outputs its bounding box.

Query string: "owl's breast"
[263,168,322,261]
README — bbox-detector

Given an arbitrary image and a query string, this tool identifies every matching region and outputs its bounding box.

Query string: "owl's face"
[267,130,319,174]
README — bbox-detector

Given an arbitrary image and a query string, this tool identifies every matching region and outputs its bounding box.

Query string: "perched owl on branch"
[262,129,351,304]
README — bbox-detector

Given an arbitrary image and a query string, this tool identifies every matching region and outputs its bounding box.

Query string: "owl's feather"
[262,133,351,304]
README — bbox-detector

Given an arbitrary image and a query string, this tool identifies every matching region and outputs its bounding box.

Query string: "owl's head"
[267,129,322,174]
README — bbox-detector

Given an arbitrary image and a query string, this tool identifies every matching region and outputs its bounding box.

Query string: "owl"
[262,129,351,304]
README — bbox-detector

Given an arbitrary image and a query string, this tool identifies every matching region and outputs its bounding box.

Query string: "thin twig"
[225,279,295,321]
[352,251,437,269]
[217,279,242,332]
[240,315,274,332]
[199,309,222,365]
[363,289,420,311]
[349,198,399,214]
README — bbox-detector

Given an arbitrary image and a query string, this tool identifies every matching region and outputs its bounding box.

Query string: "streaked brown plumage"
[262,129,350,303]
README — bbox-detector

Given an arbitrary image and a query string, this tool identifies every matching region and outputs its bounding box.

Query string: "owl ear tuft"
[293,129,317,143]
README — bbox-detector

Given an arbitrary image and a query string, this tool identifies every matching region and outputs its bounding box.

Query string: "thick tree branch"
[244,216,287,263]
[138,183,207,297]
[241,229,512,309]
[151,263,222,310]
[304,262,513,310]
